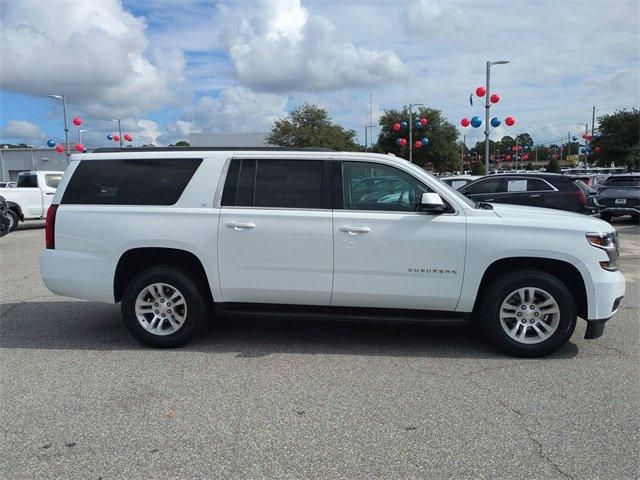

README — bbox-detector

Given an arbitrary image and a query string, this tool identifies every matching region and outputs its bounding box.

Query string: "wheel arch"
[114,247,214,303]
[472,257,588,320]
[6,201,23,220]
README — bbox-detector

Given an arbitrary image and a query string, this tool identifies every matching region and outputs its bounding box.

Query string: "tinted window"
[526,179,554,191]
[342,162,431,212]
[62,159,202,205]
[45,174,62,189]
[253,160,323,208]
[604,176,640,187]
[17,174,37,188]
[462,177,503,195]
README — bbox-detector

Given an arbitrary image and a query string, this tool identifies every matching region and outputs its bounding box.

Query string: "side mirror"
[418,192,446,214]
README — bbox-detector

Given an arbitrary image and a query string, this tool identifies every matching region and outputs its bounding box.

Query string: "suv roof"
[92,146,335,153]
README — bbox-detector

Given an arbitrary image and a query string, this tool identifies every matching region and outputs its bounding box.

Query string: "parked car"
[596,174,640,222]
[566,174,609,189]
[439,175,482,190]
[40,148,625,357]
[0,195,10,237]
[0,170,63,231]
[0,182,17,188]
[458,173,597,214]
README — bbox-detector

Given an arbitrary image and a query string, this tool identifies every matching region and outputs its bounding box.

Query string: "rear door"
[217,157,334,305]
[459,177,505,203]
[16,173,43,217]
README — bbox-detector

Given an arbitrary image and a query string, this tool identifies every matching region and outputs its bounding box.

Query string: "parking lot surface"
[1,220,639,479]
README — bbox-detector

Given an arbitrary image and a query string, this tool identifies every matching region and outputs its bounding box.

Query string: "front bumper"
[598,205,640,216]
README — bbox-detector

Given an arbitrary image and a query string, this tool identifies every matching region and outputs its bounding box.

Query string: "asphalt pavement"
[1,219,638,479]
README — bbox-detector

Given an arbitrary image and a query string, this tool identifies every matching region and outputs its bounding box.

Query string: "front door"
[218,158,333,305]
[331,161,466,311]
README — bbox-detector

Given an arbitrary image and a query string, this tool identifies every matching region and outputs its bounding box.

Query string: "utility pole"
[591,106,596,137]
[483,60,510,174]
[407,103,424,163]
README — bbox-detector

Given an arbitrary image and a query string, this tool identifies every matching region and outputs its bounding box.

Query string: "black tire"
[600,212,612,222]
[6,209,18,232]
[478,270,577,357]
[121,267,209,348]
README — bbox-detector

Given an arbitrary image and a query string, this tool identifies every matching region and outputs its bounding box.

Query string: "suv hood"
[490,203,613,231]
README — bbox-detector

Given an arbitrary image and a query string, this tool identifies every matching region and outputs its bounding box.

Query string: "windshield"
[604,176,639,187]
[412,164,476,208]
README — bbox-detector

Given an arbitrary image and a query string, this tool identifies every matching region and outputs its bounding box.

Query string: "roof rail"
[90,146,336,153]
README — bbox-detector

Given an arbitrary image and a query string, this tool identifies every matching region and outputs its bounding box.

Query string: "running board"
[215,303,468,326]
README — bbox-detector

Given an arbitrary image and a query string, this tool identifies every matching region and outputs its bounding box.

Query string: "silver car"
[596,174,640,222]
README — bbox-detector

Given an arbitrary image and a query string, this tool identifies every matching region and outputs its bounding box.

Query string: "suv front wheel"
[479,270,577,357]
[121,267,209,348]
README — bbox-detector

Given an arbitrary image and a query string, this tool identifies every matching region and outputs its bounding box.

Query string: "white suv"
[40,148,625,357]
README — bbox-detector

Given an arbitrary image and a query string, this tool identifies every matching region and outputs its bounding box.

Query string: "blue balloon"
[421,137,429,145]
[580,147,586,153]
[47,139,56,148]
[401,121,408,129]
[572,136,578,142]
[82,148,87,153]
[471,116,482,128]
[414,121,422,129]
[490,117,501,127]
[396,138,402,146]
[107,134,113,140]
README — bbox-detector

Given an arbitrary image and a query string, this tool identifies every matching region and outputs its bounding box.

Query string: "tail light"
[45,204,58,249]
[570,191,588,208]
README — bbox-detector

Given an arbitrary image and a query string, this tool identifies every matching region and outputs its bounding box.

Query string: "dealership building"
[0,148,69,182]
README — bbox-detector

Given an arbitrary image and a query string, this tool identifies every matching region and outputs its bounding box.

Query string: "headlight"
[586,232,619,271]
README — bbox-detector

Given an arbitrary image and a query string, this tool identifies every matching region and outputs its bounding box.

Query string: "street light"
[408,103,424,163]
[484,60,510,174]
[46,94,70,161]
[111,119,123,148]
[78,129,87,145]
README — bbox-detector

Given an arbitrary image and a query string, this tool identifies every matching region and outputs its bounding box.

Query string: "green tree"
[376,106,459,171]
[175,140,190,147]
[526,161,534,170]
[267,104,360,151]
[471,162,486,175]
[546,158,561,173]
[591,108,640,169]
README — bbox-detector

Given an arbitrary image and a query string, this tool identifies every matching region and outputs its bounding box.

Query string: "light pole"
[78,129,87,145]
[408,103,424,163]
[111,119,123,148]
[484,60,510,174]
[46,94,70,161]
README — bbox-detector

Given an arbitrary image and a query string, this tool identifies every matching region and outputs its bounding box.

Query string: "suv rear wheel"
[6,209,18,232]
[479,270,577,357]
[121,267,209,348]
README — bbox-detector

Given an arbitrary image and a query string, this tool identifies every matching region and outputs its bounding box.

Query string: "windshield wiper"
[475,201,494,210]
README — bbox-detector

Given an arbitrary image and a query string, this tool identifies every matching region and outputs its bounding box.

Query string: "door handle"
[225,222,255,231]
[339,226,371,235]
[485,198,495,201]
[46,192,54,195]
[529,194,541,198]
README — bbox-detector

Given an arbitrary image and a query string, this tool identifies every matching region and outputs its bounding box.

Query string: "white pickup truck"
[0,170,63,231]
[40,148,625,357]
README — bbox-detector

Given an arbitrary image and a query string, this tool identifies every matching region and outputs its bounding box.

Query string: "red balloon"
[55,145,64,153]
[420,118,427,126]
[582,134,587,139]
[392,123,401,131]
[460,118,470,127]
[586,134,593,141]
[113,134,120,142]
[72,116,82,126]
[475,86,486,97]
[517,145,522,151]
[523,154,529,161]
[490,93,500,104]
[511,146,517,152]
[504,116,515,127]
[124,133,133,142]
[414,141,422,149]
[505,155,511,161]
[399,138,407,146]
[595,146,601,153]
[75,143,84,152]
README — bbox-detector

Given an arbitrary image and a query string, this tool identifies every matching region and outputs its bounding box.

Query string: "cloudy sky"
[1,0,638,149]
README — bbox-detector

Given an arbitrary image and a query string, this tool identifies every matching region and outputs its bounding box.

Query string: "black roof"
[91,146,335,153]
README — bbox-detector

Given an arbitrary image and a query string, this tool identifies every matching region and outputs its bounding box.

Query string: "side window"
[45,174,62,189]
[17,174,38,188]
[505,178,528,192]
[61,159,202,205]
[526,179,554,191]
[463,177,502,195]
[254,160,323,208]
[341,162,431,212]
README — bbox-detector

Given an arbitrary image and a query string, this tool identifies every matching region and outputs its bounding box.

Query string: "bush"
[546,158,561,173]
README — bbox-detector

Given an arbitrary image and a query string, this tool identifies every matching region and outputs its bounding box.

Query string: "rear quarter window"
[61,158,202,205]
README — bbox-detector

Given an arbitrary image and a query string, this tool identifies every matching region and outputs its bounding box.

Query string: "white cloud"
[219,0,405,92]
[0,0,185,119]
[0,119,47,146]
